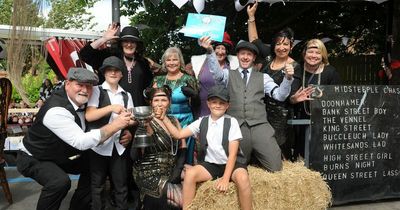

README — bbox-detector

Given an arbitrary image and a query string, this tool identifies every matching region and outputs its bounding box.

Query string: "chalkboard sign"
[309,85,400,205]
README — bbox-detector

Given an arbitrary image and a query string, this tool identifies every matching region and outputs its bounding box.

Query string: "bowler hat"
[235,40,259,56]
[119,26,142,43]
[99,56,127,74]
[67,68,99,85]
[207,85,229,102]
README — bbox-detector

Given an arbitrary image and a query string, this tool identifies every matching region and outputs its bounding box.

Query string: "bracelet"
[248,18,255,23]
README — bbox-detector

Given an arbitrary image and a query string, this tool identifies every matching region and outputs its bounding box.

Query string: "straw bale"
[189,161,331,210]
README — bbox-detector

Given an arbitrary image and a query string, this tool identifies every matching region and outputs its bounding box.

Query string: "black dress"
[80,44,153,106]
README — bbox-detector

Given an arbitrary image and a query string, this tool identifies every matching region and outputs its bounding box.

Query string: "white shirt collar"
[208,114,226,126]
[67,95,84,111]
[239,67,253,74]
[101,81,126,94]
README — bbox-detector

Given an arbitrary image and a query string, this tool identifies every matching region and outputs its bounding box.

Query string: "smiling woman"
[152,47,198,165]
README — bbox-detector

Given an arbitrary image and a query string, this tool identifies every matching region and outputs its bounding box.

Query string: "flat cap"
[99,56,127,74]
[67,67,99,85]
[207,85,229,102]
[235,40,259,56]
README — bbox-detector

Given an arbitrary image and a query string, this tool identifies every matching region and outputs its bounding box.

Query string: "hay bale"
[189,161,331,210]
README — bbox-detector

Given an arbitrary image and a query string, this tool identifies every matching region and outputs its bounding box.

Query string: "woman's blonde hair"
[302,39,329,65]
[161,47,185,72]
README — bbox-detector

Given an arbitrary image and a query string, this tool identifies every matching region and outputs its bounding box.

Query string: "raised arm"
[90,23,120,49]
[199,36,229,86]
[247,0,259,42]
[264,63,295,101]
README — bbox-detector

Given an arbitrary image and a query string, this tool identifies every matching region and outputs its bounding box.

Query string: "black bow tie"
[76,108,85,112]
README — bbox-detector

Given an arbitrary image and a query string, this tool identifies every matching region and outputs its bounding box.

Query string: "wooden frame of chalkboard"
[309,85,400,205]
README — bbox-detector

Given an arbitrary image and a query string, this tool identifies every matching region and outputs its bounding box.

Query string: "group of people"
[35,75,64,108]
[15,1,341,210]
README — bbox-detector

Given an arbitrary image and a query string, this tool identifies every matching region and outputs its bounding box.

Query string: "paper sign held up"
[181,13,226,42]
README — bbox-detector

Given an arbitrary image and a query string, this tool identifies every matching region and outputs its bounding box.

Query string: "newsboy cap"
[67,67,99,85]
[99,56,127,74]
[207,85,229,102]
[235,40,259,56]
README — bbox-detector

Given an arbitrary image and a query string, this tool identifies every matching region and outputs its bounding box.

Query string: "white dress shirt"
[188,115,242,164]
[18,95,102,155]
[206,52,293,102]
[87,82,134,156]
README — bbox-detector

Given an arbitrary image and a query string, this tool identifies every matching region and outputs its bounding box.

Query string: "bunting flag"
[193,0,205,13]
[158,0,389,13]
[171,0,189,9]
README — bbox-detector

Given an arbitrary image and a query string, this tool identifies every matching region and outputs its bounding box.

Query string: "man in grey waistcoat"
[199,37,294,171]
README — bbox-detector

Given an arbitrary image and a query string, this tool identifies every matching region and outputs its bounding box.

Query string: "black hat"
[119,26,142,43]
[235,40,259,56]
[67,68,99,85]
[99,56,127,74]
[207,85,229,102]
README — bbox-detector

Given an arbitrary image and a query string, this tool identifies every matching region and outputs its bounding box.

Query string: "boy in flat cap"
[16,67,134,210]
[85,56,134,210]
[158,85,252,210]
[199,37,294,172]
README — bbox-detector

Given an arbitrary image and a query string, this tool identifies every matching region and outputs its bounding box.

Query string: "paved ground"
[0,166,399,209]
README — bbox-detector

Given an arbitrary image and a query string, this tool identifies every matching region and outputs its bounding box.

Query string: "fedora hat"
[119,26,142,43]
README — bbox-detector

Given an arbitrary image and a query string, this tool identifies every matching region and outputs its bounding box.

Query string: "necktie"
[242,69,248,85]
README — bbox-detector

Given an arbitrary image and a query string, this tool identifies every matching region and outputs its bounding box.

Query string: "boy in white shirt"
[157,85,252,210]
[85,56,134,210]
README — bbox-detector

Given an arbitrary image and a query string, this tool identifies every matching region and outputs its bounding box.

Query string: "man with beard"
[16,68,134,210]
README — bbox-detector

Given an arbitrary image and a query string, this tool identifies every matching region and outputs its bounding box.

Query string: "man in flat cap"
[199,37,294,172]
[16,67,134,210]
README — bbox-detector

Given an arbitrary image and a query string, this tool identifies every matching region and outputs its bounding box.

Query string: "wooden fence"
[330,55,383,85]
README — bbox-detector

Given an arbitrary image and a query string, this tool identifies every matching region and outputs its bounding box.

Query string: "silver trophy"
[132,106,155,148]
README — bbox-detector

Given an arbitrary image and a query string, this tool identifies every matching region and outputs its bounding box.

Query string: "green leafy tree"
[122,0,389,62]
[0,0,13,25]
[121,0,201,63]
[45,0,98,30]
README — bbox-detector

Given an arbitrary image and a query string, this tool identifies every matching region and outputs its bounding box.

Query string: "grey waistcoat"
[227,69,268,126]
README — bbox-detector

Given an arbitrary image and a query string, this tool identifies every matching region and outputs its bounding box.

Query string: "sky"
[41,0,130,32]
[89,0,130,32]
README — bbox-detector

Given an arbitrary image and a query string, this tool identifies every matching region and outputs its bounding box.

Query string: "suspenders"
[198,116,246,164]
